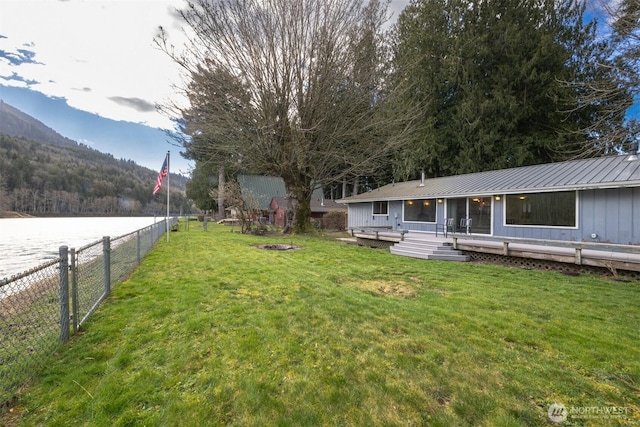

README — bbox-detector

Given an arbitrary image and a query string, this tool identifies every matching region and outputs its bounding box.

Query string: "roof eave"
[340,180,640,203]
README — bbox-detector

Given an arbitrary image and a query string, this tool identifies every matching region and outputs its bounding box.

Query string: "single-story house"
[339,154,640,245]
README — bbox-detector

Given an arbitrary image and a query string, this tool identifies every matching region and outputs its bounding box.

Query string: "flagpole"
[166,151,170,242]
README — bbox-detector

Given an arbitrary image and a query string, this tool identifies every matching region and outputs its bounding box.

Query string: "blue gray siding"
[579,187,639,245]
[491,195,581,241]
[348,201,448,232]
[347,187,639,245]
[494,188,638,244]
[347,201,398,230]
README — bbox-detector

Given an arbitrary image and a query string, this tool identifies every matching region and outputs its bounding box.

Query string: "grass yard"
[3,223,639,426]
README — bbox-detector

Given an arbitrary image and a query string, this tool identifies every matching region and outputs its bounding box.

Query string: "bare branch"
[157,0,416,232]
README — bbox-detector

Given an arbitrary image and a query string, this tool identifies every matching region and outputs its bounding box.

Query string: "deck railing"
[451,235,640,272]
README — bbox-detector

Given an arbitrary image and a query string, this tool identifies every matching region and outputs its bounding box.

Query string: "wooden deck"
[347,228,406,248]
[451,234,640,273]
[348,230,640,273]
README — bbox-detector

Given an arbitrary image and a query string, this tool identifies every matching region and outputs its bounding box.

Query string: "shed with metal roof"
[237,175,326,225]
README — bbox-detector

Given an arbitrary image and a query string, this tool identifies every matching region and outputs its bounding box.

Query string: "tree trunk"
[285,177,314,234]
[218,165,226,219]
[293,196,313,234]
[342,176,348,199]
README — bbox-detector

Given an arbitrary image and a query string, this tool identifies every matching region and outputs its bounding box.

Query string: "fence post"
[59,246,70,343]
[137,230,141,264]
[103,236,111,296]
[70,248,79,334]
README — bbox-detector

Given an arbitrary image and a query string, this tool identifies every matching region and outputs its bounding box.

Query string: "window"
[404,199,436,222]
[505,191,576,227]
[373,201,388,215]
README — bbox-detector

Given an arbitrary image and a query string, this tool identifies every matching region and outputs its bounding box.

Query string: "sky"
[0,0,632,176]
[0,0,411,175]
[0,0,192,173]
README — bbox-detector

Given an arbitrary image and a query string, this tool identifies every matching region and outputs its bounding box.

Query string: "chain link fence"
[0,217,177,409]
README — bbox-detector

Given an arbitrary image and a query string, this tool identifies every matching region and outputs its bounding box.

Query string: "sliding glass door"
[446,197,491,234]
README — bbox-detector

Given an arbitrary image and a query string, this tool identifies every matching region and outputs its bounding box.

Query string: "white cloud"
[0,0,189,129]
[0,0,411,130]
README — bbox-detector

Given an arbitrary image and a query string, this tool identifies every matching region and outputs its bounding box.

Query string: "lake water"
[0,217,161,280]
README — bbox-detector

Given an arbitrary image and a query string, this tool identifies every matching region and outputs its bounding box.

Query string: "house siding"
[493,194,581,241]
[347,202,394,229]
[349,200,448,232]
[579,187,639,245]
[346,187,639,245]
[494,188,635,242]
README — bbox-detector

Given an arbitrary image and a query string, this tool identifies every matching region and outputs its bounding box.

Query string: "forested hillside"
[0,134,192,215]
[0,103,193,216]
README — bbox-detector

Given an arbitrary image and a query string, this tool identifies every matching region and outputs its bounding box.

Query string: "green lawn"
[4,223,639,426]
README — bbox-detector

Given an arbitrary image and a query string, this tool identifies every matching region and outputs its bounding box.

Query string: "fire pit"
[256,244,300,251]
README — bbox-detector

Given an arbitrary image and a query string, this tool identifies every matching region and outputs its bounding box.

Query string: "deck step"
[390,247,470,262]
[390,233,470,262]
[394,241,452,251]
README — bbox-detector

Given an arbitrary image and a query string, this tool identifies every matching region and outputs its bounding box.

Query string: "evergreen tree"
[185,160,218,212]
[0,172,7,213]
[390,0,625,179]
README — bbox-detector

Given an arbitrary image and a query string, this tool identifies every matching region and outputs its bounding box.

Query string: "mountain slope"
[0,100,78,148]
[0,102,191,215]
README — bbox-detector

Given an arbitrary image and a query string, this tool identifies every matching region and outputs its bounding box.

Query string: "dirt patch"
[349,280,418,298]
[1,400,24,426]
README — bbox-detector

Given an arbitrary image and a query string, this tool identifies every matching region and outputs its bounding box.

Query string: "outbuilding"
[340,154,640,245]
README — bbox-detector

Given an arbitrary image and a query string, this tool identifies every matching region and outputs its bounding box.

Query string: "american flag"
[153,157,168,195]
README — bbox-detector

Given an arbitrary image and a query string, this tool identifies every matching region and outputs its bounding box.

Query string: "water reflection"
[0,217,158,280]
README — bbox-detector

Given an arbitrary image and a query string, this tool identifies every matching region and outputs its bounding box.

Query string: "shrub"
[322,211,347,230]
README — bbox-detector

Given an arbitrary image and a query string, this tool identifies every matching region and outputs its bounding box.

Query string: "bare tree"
[211,180,260,234]
[217,164,225,220]
[156,0,415,233]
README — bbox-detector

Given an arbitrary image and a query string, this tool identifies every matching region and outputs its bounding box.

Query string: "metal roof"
[238,175,288,210]
[340,155,640,203]
[237,175,324,210]
[272,197,347,213]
